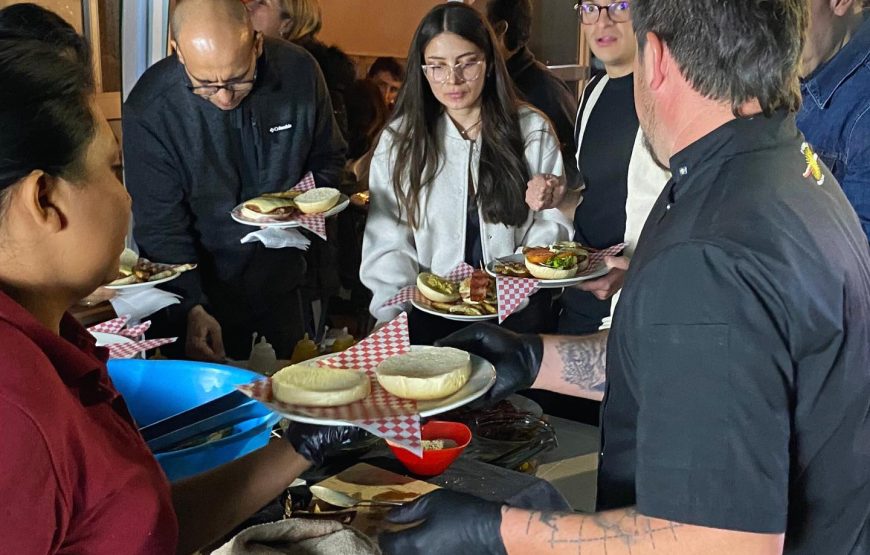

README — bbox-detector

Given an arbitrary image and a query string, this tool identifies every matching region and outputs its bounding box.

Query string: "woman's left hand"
[525,173,566,211]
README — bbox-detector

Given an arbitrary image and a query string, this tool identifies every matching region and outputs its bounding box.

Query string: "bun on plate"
[376,347,472,400]
[271,364,370,406]
[417,272,460,303]
[523,246,579,279]
[294,187,340,214]
[241,196,297,221]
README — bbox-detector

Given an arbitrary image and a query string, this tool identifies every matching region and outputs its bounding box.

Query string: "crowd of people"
[0,0,868,553]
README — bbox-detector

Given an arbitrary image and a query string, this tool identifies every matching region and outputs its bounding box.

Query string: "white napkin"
[241,228,311,250]
[109,288,181,324]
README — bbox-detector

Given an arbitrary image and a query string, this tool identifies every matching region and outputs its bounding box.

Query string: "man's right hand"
[186,305,226,362]
[437,324,543,404]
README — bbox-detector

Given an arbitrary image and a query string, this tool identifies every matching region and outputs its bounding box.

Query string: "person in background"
[245,0,357,140]
[0,6,362,553]
[124,0,346,361]
[484,0,580,190]
[798,0,869,241]
[380,0,870,552]
[367,56,405,110]
[360,3,573,344]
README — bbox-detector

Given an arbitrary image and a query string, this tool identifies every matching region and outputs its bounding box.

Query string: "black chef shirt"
[600,111,870,554]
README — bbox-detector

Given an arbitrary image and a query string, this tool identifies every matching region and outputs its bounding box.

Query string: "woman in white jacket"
[361,3,572,330]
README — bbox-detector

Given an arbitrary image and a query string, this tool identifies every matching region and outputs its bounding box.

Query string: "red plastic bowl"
[388,421,471,476]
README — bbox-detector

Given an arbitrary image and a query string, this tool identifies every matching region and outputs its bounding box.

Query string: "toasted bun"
[294,187,340,214]
[416,273,460,303]
[272,364,370,406]
[524,259,578,279]
[376,347,472,400]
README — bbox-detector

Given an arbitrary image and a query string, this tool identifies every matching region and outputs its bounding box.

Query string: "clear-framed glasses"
[421,60,485,84]
[574,1,631,25]
[187,73,257,97]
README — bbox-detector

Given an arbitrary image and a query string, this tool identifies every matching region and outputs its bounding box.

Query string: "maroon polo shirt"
[0,291,178,553]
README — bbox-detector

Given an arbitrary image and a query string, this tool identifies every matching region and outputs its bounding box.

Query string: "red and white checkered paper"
[237,313,425,455]
[383,263,476,309]
[232,172,328,240]
[107,337,177,359]
[496,242,628,322]
[87,318,177,358]
[88,316,129,335]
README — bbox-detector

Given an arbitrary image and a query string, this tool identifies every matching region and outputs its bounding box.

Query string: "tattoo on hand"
[556,333,607,393]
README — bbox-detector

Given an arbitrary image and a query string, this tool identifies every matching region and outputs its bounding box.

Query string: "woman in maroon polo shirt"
[0,6,358,554]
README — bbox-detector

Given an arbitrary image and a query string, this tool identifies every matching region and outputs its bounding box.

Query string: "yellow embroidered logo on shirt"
[801,142,825,186]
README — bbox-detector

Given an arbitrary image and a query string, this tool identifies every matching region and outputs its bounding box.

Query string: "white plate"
[103,271,180,291]
[410,297,529,322]
[231,195,350,228]
[273,347,497,426]
[90,332,135,352]
[485,254,610,288]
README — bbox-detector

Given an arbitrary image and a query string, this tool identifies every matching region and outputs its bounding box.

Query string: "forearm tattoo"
[556,332,607,394]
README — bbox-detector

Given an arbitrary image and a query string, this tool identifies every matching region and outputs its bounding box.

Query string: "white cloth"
[213,519,380,555]
[241,228,311,250]
[109,288,180,324]
[362,106,574,322]
[574,74,671,330]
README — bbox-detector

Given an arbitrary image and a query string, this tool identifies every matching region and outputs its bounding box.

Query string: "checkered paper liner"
[88,316,130,335]
[382,263,476,309]
[107,337,177,359]
[496,242,628,322]
[232,172,328,240]
[237,313,425,455]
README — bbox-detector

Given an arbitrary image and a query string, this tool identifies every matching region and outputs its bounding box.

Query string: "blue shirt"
[798,14,870,242]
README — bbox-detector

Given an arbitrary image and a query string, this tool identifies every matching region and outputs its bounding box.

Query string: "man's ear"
[171,40,184,63]
[13,170,66,234]
[494,20,509,39]
[830,0,857,17]
[254,30,265,56]
[643,31,668,92]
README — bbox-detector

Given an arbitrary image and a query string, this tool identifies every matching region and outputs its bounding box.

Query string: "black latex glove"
[379,490,507,555]
[283,422,368,466]
[437,323,543,404]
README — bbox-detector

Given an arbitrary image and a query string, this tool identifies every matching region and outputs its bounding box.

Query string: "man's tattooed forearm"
[556,332,607,393]
[520,508,685,550]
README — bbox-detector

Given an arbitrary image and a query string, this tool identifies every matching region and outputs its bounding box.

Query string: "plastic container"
[387,421,471,476]
[107,359,280,482]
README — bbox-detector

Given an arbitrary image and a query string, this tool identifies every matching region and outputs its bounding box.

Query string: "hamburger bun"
[416,272,460,303]
[271,364,370,407]
[376,347,471,400]
[241,196,297,221]
[524,259,579,279]
[294,187,340,214]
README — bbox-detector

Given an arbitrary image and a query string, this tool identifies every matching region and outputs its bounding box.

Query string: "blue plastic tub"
[107,359,280,482]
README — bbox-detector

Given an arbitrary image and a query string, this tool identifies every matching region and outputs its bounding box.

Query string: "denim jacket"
[798,14,870,242]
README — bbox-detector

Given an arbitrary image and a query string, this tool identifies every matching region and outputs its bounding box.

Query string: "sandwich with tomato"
[522,242,590,279]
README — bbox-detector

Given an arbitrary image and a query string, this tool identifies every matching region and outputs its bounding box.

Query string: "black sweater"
[123,39,346,349]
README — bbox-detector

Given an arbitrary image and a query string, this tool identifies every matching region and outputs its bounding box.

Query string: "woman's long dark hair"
[387,2,529,229]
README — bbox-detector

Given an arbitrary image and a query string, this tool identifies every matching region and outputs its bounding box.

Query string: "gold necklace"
[457,119,482,140]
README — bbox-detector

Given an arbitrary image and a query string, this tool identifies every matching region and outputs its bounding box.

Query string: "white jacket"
[574,74,671,329]
[362,106,573,322]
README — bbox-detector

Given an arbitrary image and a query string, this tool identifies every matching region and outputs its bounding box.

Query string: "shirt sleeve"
[625,241,791,533]
[0,396,67,553]
[360,133,419,323]
[122,110,206,310]
[306,60,347,189]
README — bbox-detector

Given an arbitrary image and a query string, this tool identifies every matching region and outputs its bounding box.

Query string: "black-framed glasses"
[187,73,257,97]
[574,1,631,25]
[421,60,485,84]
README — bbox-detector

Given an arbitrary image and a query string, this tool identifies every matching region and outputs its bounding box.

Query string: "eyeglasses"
[187,74,257,97]
[574,1,631,25]
[421,60,485,84]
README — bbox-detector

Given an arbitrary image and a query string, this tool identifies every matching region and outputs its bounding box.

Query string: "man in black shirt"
[484,0,579,189]
[379,0,870,553]
[123,0,345,360]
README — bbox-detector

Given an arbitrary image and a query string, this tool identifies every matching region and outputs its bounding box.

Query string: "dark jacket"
[507,46,579,188]
[123,38,346,356]
[297,37,356,142]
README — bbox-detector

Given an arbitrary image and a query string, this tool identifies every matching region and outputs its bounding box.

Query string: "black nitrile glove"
[379,490,507,555]
[437,323,543,404]
[283,422,368,466]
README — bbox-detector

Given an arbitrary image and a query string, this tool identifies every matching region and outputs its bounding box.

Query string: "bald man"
[123,0,346,361]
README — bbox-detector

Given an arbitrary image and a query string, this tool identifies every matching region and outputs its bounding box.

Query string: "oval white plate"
[410,297,529,322]
[485,254,610,288]
[230,195,350,228]
[273,347,497,426]
[104,271,180,291]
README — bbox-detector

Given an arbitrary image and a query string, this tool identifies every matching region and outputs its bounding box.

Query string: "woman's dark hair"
[387,2,529,229]
[346,79,389,160]
[0,4,96,195]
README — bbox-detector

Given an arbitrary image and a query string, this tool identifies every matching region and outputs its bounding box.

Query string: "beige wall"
[318,0,443,58]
